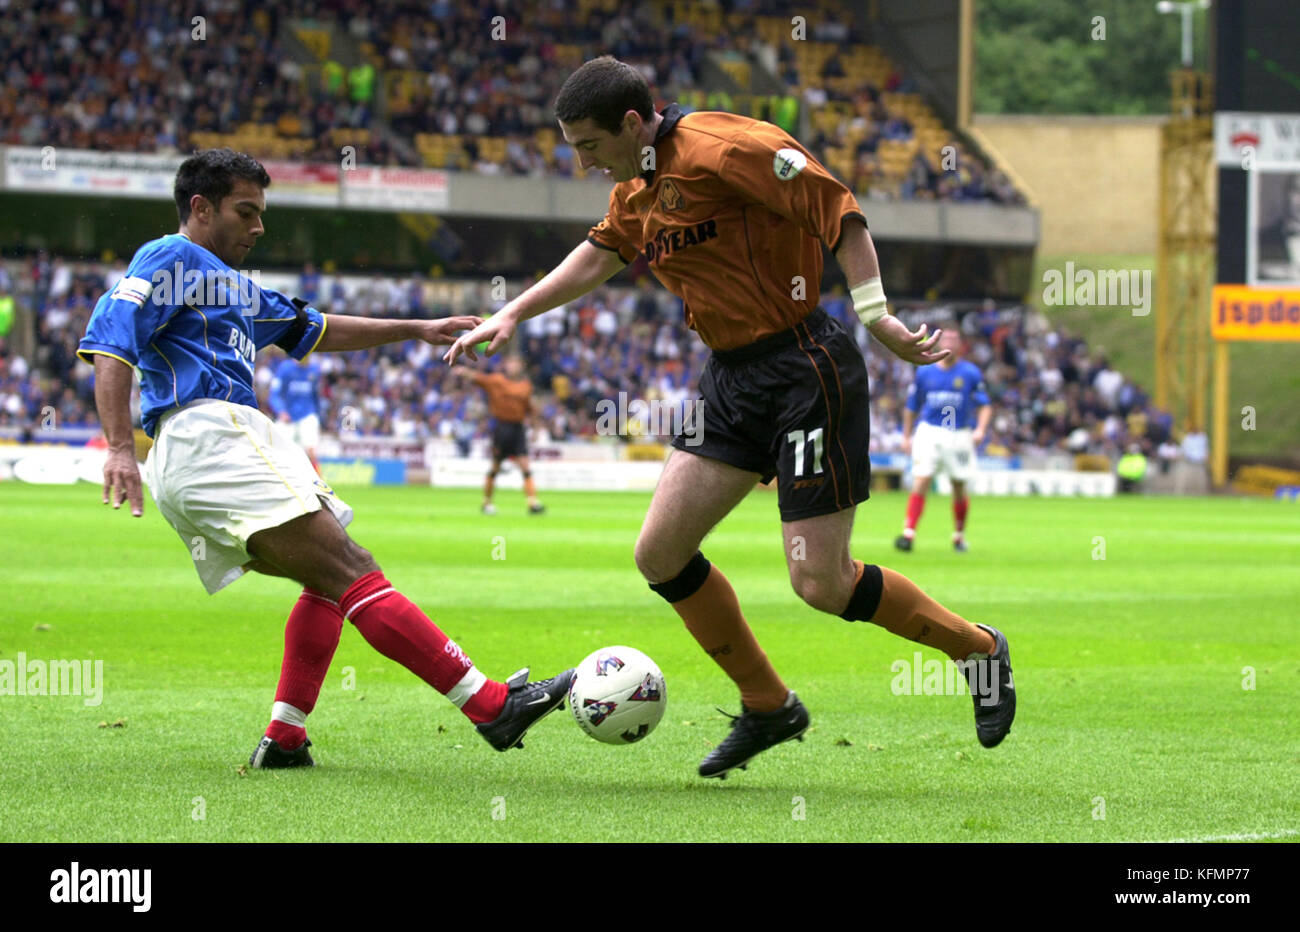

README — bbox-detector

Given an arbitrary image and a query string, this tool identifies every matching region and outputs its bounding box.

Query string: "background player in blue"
[79,149,575,768]
[268,354,324,472]
[895,329,992,552]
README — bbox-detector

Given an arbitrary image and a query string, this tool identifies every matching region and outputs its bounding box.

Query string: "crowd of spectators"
[0,252,101,433]
[845,297,1194,466]
[3,2,332,156]
[1,253,1196,469]
[1,0,1022,202]
[380,0,707,159]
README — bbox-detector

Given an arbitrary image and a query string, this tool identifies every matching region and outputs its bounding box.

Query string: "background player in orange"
[444,58,1015,778]
[455,354,545,515]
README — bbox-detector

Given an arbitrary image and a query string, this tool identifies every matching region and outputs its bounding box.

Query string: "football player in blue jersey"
[268,354,324,472]
[896,329,992,552]
[79,149,576,768]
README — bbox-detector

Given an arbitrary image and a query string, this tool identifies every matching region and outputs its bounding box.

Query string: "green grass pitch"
[1,482,1297,842]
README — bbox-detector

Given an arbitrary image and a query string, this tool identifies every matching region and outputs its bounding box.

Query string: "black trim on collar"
[640,103,685,183]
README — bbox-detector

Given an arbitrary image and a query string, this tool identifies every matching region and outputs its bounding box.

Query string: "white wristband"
[852,278,888,326]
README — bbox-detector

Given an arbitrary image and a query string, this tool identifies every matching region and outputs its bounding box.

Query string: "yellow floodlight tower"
[1153,0,1215,457]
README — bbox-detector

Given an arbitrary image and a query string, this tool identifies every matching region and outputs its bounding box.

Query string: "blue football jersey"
[905,360,990,429]
[269,356,323,422]
[78,233,326,436]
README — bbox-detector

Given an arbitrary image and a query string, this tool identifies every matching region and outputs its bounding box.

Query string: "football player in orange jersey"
[455,354,545,515]
[446,58,1015,778]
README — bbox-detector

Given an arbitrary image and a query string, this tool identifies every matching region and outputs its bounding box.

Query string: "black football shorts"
[671,308,872,522]
[491,420,528,459]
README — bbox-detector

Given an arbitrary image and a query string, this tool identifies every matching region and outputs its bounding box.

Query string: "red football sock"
[904,493,926,536]
[953,498,969,535]
[265,588,343,750]
[339,571,507,723]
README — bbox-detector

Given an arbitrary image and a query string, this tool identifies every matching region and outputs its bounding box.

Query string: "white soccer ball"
[568,646,667,745]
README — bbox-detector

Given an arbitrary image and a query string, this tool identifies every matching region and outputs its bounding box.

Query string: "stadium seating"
[1,255,1176,465]
[0,0,1021,201]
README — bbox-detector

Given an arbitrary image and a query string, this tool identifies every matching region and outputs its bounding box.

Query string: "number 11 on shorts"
[787,428,825,477]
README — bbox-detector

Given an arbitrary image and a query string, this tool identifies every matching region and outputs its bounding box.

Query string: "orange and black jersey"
[471,371,532,423]
[587,104,866,351]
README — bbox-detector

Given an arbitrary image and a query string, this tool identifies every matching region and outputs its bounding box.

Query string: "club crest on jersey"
[773,147,807,180]
[659,178,685,212]
[594,652,624,676]
[583,698,617,726]
[953,377,964,388]
[629,674,661,702]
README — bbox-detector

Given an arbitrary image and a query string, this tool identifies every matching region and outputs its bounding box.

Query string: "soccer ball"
[568,646,666,745]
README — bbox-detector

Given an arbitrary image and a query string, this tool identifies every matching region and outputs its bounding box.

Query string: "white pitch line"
[1145,828,1300,843]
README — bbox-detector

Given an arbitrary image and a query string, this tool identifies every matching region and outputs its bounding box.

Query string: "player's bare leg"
[783,507,1015,748]
[636,451,755,581]
[782,507,857,614]
[896,472,931,552]
[511,454,544,514]
[244,507,573,764]
[951,478,969,551]
[482,456,503,514]
[246,507,376,599]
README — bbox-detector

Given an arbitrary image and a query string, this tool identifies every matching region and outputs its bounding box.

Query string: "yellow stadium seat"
[294,27,330,62]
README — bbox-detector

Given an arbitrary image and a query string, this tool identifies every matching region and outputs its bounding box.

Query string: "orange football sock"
[843,560,995,661]
[671,566,788,713]
[523,476,538,501]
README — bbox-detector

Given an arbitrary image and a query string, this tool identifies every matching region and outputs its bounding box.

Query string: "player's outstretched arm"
[443,240,625,364]
[92,354,144,517]
[832,219,949,367]
[315,314,483,352]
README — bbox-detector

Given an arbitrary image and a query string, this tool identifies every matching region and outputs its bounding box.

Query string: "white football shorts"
[145,400,352,594]
[279,412,321,450]
[910,421,977,482]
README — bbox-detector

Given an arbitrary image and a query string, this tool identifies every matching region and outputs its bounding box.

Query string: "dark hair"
[554,56,654,135]
[173,148,271,223]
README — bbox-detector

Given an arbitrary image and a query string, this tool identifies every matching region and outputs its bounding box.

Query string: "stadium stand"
[0,1,1159,477]
[0,0,1019,201]
[1,253,1178,465]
